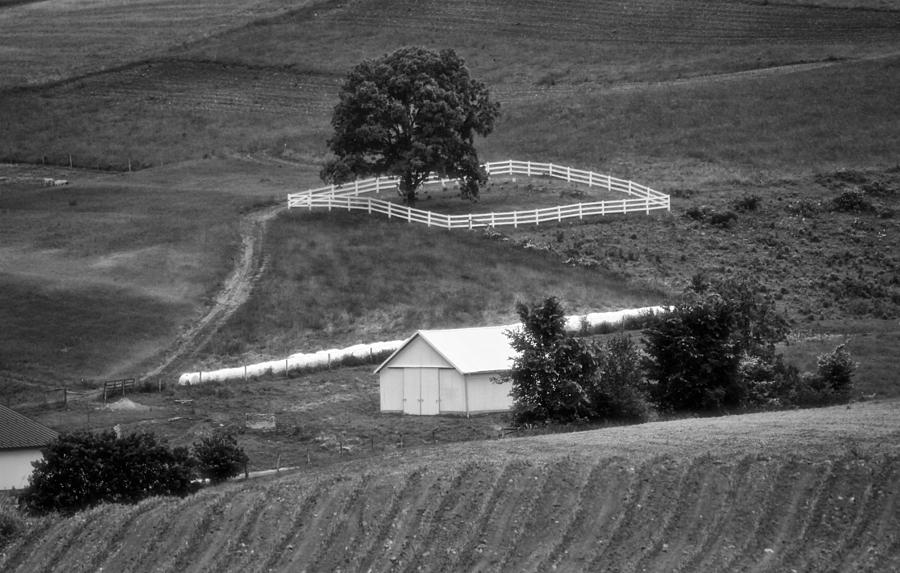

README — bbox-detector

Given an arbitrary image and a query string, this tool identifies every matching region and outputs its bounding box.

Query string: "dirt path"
[140,203,283,381]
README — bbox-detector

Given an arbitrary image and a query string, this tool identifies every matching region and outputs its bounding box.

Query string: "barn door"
[402,369,420,415]
[419,369,440,415]
[401,368,441,415]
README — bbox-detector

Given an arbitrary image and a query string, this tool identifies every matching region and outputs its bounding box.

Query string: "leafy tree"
[502,297,597,423]
[590,334,652,422]
[193,430,249,485]
[20,430,196,515]
[642,275,789,412]
[321,46,501,204]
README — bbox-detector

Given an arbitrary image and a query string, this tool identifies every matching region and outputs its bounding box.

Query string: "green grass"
[193,209,664,364]
[0,178,249,385]
[486,57,900,185]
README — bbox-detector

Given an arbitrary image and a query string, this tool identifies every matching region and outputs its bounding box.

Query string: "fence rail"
[287,160,669,227]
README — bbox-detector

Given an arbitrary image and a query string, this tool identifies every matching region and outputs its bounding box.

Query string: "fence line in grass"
[287,160,670,227]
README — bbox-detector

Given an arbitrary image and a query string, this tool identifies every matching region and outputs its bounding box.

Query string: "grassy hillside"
[0,169,253,393]
[4,400,900,572]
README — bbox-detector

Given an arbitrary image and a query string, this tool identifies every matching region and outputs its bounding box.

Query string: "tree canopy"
[321,46,500,204]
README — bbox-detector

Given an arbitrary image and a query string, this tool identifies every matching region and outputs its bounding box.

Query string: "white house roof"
[375,324,521,375]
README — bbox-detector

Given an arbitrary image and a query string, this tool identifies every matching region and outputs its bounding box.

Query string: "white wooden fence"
[287,160,669,228]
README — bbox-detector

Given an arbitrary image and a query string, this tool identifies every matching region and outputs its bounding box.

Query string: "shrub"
[0,506,25,550]
[193,430,249,485]
[502,297,598,424]
[590,335,652,422]
[733,194,762,212]
[708,210,738,228]
[20,431,197,515]
[642,276,788,412]
[831,190,874,213]
[815,344,856,401]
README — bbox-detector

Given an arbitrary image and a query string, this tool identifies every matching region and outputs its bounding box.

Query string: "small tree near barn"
[502,297,597,423]
[321,46,501,204]
[193,429,249,485]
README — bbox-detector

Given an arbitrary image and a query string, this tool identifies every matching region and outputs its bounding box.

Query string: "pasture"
[0,0,899,569]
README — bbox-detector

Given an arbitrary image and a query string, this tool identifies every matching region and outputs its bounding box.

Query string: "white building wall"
[438,369,467,413]
[385,337,449,368]
[466,372,513,413]
[379,368,404,412]
[0,449,42,490]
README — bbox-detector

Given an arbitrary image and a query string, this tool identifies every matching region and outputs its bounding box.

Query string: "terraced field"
[4,400,900,572]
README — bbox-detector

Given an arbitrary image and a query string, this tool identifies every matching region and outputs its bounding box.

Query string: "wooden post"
[513,211,518,228]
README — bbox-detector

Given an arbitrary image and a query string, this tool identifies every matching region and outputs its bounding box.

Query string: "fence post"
[567,166,571,183]
[527,161,531,176]
[589,171,593,187]
[469,214,473,230]
[535,208,539,226]
[387,202,392,219]
[579,203,583,219]
[513,211,517,228]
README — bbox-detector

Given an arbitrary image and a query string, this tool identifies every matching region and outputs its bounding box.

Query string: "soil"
[4,399,899,572]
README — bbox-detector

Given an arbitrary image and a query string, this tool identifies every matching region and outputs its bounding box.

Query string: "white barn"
[375,326,518,416]
[0,404,58,490]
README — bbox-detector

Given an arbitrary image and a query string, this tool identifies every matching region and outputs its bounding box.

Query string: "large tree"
[321,46,500,204]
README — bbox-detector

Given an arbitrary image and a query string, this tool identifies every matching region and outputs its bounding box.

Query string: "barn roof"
[0,404,58,449]
[375,325,521,375]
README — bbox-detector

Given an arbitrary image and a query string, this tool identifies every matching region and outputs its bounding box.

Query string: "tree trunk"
[399,171,418,205]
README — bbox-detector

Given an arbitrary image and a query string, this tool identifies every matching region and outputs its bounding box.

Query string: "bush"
[733,194,762,212]
[815,344,856,401]
[502,297,599,424]
[708,210,738,228]
[0,506,25,550]
[193,430,249,485]
[642,276,788,412]
[831,190,874,213]
[20,431,197,515]
[590,335,652,422]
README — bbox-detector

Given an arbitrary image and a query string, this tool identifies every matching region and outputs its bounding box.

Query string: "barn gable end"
[376,327,516,416]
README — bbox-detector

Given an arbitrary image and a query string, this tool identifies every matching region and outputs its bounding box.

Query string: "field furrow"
[502,457,595,572]
[542,458,636,569]
[828,458,900,572]
[76,497,169,573]
[633,456,732,572]
[349,468,425,572]
[677,455,766,571]
[303,472,375,571]
[192,489,271,573]
[247,480,329,573]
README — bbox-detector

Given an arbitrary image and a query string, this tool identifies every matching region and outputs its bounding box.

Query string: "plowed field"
[4,400,899,572]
